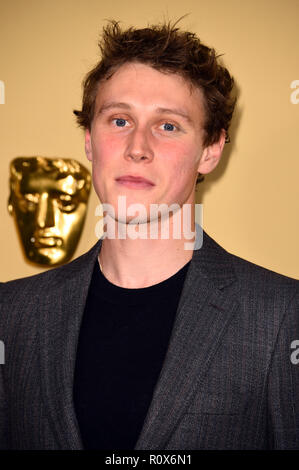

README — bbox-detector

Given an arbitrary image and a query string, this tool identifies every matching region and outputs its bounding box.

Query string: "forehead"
[18,172,79,196]
[94,62,205,123]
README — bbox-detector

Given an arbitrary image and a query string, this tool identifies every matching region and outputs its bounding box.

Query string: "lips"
[115,175,155,190]
[33,236,63,248]
[116,175,154,185]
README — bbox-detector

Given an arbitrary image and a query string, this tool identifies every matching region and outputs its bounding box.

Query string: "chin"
[27,248,70,266]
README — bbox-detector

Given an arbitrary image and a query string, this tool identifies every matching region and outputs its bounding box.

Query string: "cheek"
[14,209,35,231]
[91,133,122,167]
[56,209,85,239]
[158,140,199,176]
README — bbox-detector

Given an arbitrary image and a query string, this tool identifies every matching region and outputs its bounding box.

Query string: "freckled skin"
[85,62,211,224]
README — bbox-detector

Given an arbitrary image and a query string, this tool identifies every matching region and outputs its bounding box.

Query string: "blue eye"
[162,123,176,131]
[114,118,127,127]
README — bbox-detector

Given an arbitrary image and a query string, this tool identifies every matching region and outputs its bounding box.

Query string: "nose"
[124,126,154,163]
[36,193,55,229]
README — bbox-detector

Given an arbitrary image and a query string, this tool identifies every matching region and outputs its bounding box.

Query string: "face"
[9,158,90,266]
[85,62,225,224]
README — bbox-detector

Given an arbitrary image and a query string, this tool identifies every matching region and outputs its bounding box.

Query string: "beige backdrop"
[0,0,298,281]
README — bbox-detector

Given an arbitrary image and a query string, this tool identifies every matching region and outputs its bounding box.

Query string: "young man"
[0,20,298,450]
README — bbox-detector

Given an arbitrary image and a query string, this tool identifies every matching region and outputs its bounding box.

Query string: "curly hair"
[74,18,237,183]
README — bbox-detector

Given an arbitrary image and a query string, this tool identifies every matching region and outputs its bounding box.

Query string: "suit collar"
[50,228,236,290]
[39,229,239,449]
[189,229,236,289]
[134,231,239,449]
[38,239,102,448]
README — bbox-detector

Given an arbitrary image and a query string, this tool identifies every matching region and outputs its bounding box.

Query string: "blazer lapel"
[39,239,103,449]
[39,229,239,450]
[135,231,240,449]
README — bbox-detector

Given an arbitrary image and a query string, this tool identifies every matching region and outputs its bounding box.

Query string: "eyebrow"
[157,107,194,125]
[98,101,130,114]
[97,101,194,125]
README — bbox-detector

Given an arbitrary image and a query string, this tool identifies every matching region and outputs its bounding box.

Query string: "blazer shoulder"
[0,240,101,335]
[202,230,298,288]
[1,239,102,297]
[206,237,299,337]
[229,249,298,283]
[227,249,299,304]
[202,231,298,303]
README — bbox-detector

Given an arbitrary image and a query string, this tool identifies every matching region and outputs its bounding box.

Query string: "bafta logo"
[8,156,91,266]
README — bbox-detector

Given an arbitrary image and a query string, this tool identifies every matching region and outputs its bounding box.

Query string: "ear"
[85,129,93,162]
[197,129,226,175]
[7,194,14,215]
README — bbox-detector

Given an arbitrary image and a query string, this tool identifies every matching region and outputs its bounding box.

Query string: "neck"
[98,205,198,288]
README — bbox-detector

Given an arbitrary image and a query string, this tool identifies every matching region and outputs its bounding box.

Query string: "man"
[0,19,298,450]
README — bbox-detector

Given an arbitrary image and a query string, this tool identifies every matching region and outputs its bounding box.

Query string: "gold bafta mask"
[8,156,91,266]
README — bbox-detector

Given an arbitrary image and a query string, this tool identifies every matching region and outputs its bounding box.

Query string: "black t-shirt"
[73,258,191,450]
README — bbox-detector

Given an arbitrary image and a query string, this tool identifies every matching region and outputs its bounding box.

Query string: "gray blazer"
[0,230,298,450]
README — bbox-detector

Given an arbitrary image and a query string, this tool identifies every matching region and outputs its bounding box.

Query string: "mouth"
[115,175,155,189]
[32,236,63,248]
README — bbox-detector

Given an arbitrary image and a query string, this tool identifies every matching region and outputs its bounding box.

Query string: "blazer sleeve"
[0,365,8,449]
[267,287,299,449]
[0,282,9,449]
